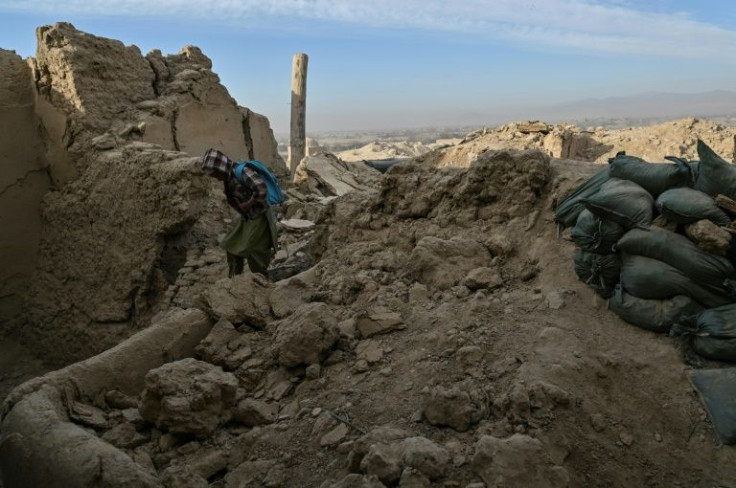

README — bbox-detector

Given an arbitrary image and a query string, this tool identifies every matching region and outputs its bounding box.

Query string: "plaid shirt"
[201,148,269,220]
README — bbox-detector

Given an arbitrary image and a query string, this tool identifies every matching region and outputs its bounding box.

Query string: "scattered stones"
[422,385,487,432]
[138,358,238,439]
[195,319,251,370]
[273,302,339,367]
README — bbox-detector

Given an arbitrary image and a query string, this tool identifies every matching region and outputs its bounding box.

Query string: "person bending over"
[201,148,277,277]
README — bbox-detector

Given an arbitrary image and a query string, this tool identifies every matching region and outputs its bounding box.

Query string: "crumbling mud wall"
[0,50,50,327]
[2,23,288,365]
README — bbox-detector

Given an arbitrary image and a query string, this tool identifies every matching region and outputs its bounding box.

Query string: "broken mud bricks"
[138,358,237,439]
[273,302,339,367]
[195,319,252,371]
[347,428,450,485]
[202,273,271,328]
[354,306,407,338]
[421,385,488,432]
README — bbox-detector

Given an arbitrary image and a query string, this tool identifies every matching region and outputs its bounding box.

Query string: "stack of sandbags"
[556,140,736,359]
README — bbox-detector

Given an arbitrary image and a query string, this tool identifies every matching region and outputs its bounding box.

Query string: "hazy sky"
[1,1,735,133]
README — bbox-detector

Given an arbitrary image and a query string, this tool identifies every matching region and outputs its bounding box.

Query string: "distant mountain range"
[541,90,736,122]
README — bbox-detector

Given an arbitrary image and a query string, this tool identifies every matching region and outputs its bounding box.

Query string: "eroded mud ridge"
[2,23,736,488]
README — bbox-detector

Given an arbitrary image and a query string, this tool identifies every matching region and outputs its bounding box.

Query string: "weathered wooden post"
[289,53,308,174]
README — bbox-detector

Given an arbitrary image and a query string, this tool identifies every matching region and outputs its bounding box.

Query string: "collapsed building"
[2,23,736,488]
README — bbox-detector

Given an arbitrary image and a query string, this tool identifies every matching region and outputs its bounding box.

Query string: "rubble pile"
[421,118,736,169]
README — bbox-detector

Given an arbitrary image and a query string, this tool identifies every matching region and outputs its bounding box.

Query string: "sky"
[1,1,735,134]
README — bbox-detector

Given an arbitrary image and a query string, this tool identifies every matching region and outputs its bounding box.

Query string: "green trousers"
[221,212,275,277]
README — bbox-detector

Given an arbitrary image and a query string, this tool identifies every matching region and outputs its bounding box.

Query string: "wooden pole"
[289,53,308,174]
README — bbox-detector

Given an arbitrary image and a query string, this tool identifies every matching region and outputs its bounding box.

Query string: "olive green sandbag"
[555,168,611,228]
[664,156,699,186]
[610,284,703,333]
[616,226,735,289]
[582,178,654,229]
[690,368,736,444]
[573,248,620,298]
[656,187,731,226]
[620,254,733,308]
[571,209,625,254]
[672,303,736,362]
[609,152,691,197]
[694,139,736,201]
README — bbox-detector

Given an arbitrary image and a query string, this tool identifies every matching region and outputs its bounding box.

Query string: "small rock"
[306,364,322,379]
[356,307,406,338]
[138,358,238,439]
[321,423,351,447]
[159,432,179,451]
[472,434,569,487]
[455,346,483,369]
[619,433,634,447]
[422,385,487,432]
[461,268,503,291]
[178,441,201,455]
[545,291,565,310]
[102,422,147,449]
[402,436,450,480]
[361,443,403,484]
[160,465,208,488]
[105,390,139,409]
[91,133,116,150]
[354,359,370,373]
[69,402,108,429]
[274,303,339,367]
[338,318,357,339]
[590,414,606,432]
[357,340,384,364]
[312,407,323,417]
[232,399,278,426]
[654,433,662,442]
[121,408,144,426]
[399,467,431,487]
